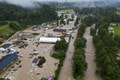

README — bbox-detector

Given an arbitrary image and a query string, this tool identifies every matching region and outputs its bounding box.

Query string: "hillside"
[0,2,58,43]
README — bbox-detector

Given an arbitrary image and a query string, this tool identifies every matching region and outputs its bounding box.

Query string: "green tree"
[73,49,87,78]
[74,38,86,49]
[9,22,21,31]
[0,78,4,80]
[60,17,65,25]
[54,38,67,51]
[74,17,79,26]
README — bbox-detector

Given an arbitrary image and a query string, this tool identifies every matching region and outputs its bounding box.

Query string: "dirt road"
[84,27,102,80]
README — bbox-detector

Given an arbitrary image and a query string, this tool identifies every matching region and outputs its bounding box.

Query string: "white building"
[39,37,61,44]
[39,37,70,44]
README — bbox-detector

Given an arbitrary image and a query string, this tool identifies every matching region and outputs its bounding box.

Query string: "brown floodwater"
[84,27,102,80]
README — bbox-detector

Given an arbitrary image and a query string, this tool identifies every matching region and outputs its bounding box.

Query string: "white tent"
[39,37,61,44]
[0,47,6,52]
[8,48,17,53]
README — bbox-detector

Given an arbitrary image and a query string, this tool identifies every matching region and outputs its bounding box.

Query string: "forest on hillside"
[0,3,57,25]
[0,2,58,43]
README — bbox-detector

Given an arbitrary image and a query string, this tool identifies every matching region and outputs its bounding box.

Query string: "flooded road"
[58,24,77,80]
[84,27,102,80]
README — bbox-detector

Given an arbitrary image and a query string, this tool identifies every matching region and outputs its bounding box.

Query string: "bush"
[77,23,86,37]
[32,33,39,35]
[54,59,64,80]
[54,38,68,51]
[53,38,68,80]
[77,76,83,80]
[9,22,21,31]
[72,49,87,78]
[93,21,120,80]
[90,28,96,36]
[74,17,79,26]
[72,17,87,79]
[52,51,65,59]
[0,21,7,25]
[74,37,86,49]
[37,56,46,67]
[68,18,74,21]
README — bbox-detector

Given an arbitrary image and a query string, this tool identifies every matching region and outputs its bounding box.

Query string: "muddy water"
[58,25,77,80]
[84,27,102,80]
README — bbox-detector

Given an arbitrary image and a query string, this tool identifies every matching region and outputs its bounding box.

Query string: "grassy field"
[117,7,120,11]
[0,24,16,39]
[57,9,73,13]
[113,26,120,36]
[0,24,9,30]
[116,12,120,15]
[116,7,120,15]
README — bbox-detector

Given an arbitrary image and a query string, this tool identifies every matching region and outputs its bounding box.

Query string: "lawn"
[116,12,120,15]
[0,24,9,30]
[57,9,73,13]
[0,23,32,39]
[117,7,120,11]
[115,7,120,15]
[0,24,16,39]
[113,26,120,36]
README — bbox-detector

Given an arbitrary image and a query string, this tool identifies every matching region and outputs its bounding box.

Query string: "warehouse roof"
[0,53,18,71]
[53,29,66,32]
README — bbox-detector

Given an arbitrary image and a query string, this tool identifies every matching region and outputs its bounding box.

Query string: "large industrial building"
[0,53,18,74]
[39,37,61,44]
[39,36,71,44]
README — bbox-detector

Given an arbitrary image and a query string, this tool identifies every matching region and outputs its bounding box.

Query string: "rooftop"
[1,44,11,49]
[0,53,18,72]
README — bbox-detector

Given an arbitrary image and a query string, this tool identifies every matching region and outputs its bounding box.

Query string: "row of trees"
[52,38,68,80]
[74,17,79,26]
[93,21,120,80]
[86,7,120,80]
[72,17,87,80]
[74,7,120,23]
[73,6,120,80]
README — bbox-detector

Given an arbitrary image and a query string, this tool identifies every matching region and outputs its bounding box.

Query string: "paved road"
[58,23,77,80]
[84,27,102,80]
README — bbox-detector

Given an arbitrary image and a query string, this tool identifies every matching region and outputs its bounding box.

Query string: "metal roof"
[1,44,11,49]
[39,37,61,43]
[0,53,18,71]
[32,58,38,63]
[53,29,66,32]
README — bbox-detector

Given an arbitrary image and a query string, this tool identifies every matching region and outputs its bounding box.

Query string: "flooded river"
[84,27,102,80]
